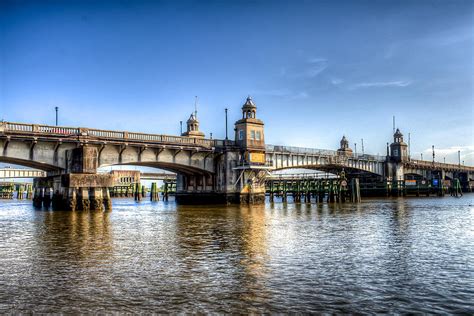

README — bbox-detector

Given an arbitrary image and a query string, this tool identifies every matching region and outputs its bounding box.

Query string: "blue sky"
[1,0,473,164]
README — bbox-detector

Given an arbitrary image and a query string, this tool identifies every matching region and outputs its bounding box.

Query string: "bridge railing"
[266,144,386,161]
[407,159,474,171]
[2,121,232,149]
[266,144,338,156]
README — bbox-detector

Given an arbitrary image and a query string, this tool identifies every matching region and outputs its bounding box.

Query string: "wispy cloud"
[307,57,327,63]
[305,58,328,78]
[423,145,474,156]
[291,91,309,99]
[330,78,343,85]
[253,89,309,99]
[421,145,474,164]
[351,80,412,89]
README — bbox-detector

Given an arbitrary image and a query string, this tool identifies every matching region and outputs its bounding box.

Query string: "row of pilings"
[110,181,176,201]
[31,187,112,211]
[266,178,361,203]
[0,183,33,199]
[361,178,467,197]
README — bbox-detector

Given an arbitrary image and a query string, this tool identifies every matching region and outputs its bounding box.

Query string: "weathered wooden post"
[103,187,112,210]
[134,182,141,201]
[351,178,361,203]
[17,185,23,200]
[165,181,170,201]
[269,181,274,202]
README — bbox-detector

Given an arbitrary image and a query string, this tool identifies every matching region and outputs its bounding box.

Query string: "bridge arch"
[99,161,212,176]
[271,164,384,181]
[0,156,62,172]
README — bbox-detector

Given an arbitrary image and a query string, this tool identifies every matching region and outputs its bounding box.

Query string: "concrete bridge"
[1,96,473,210]
[0,168,47,179]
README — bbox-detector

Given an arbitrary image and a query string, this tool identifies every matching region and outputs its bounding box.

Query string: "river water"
[0,196,473,313]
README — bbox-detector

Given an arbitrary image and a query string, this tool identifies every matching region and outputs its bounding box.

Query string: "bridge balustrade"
[2,121,228,149]
[6,123,33,132]
[88,129,125,138]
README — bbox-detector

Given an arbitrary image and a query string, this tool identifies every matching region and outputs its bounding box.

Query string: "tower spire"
[194,96,198,118]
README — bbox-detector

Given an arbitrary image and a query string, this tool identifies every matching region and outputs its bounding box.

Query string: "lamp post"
[432,145,435,163]
[225,108,228,140]
[421,153,423,160]
[458,150,461,166]
[408,132,411,160]
[180,121,183,135]
[361,138,364,155]
[55,106,58,126]
[354,143,357,156]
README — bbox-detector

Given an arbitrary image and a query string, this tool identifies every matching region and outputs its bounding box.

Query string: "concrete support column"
[103,188,112,210]
[43,188,52,208]
[90,187,104,211]
[33,187,43,208]
[67,188,77,211]
[78,187,90,211]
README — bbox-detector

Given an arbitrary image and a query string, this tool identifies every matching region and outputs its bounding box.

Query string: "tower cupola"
[181,98,205,138]
[394,128,404,143]
[337,135,353,156]
[242,96,257,119]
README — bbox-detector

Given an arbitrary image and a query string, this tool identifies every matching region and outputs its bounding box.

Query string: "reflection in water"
[0,196,473,313]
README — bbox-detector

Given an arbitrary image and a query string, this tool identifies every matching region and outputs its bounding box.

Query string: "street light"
[421,153,423,160]
[354,143,357,156]
[432,145,435,163]
[361,138,364,155]
[55,106,58,126]
[458,150,461,166]
[225,108,228,140]
[408,132,411,160]
[180,121,183,135]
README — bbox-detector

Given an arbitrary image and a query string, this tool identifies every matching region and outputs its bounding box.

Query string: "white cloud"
[331,78,343,85]
[351,80,412,89]
[307,57,327,63]
[423,145,474,156]
[421,145,474,164]
[252,89,308,99]
[291,91,309,99]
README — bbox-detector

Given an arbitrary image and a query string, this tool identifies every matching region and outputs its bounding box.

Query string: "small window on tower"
[251,130,256,139]
[256,131,261,140]
[239,130,244,140]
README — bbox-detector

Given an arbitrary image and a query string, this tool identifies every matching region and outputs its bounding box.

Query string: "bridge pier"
[34,174,113,211]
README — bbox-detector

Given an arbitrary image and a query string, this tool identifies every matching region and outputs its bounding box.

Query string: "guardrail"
[1,121,233,148]
[268,172,337,180]
[266,144,386,161]
[407,159,474,171]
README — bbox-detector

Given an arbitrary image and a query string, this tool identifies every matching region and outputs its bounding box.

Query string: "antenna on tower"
[392,116,395,134]
[194,96,198,118]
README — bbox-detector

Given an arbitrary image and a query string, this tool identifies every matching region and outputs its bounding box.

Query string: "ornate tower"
[181,98,205,138]
[181,113,205,138]
[337,135,353,156]
[390,128,408,162]
[234,96,265,164]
